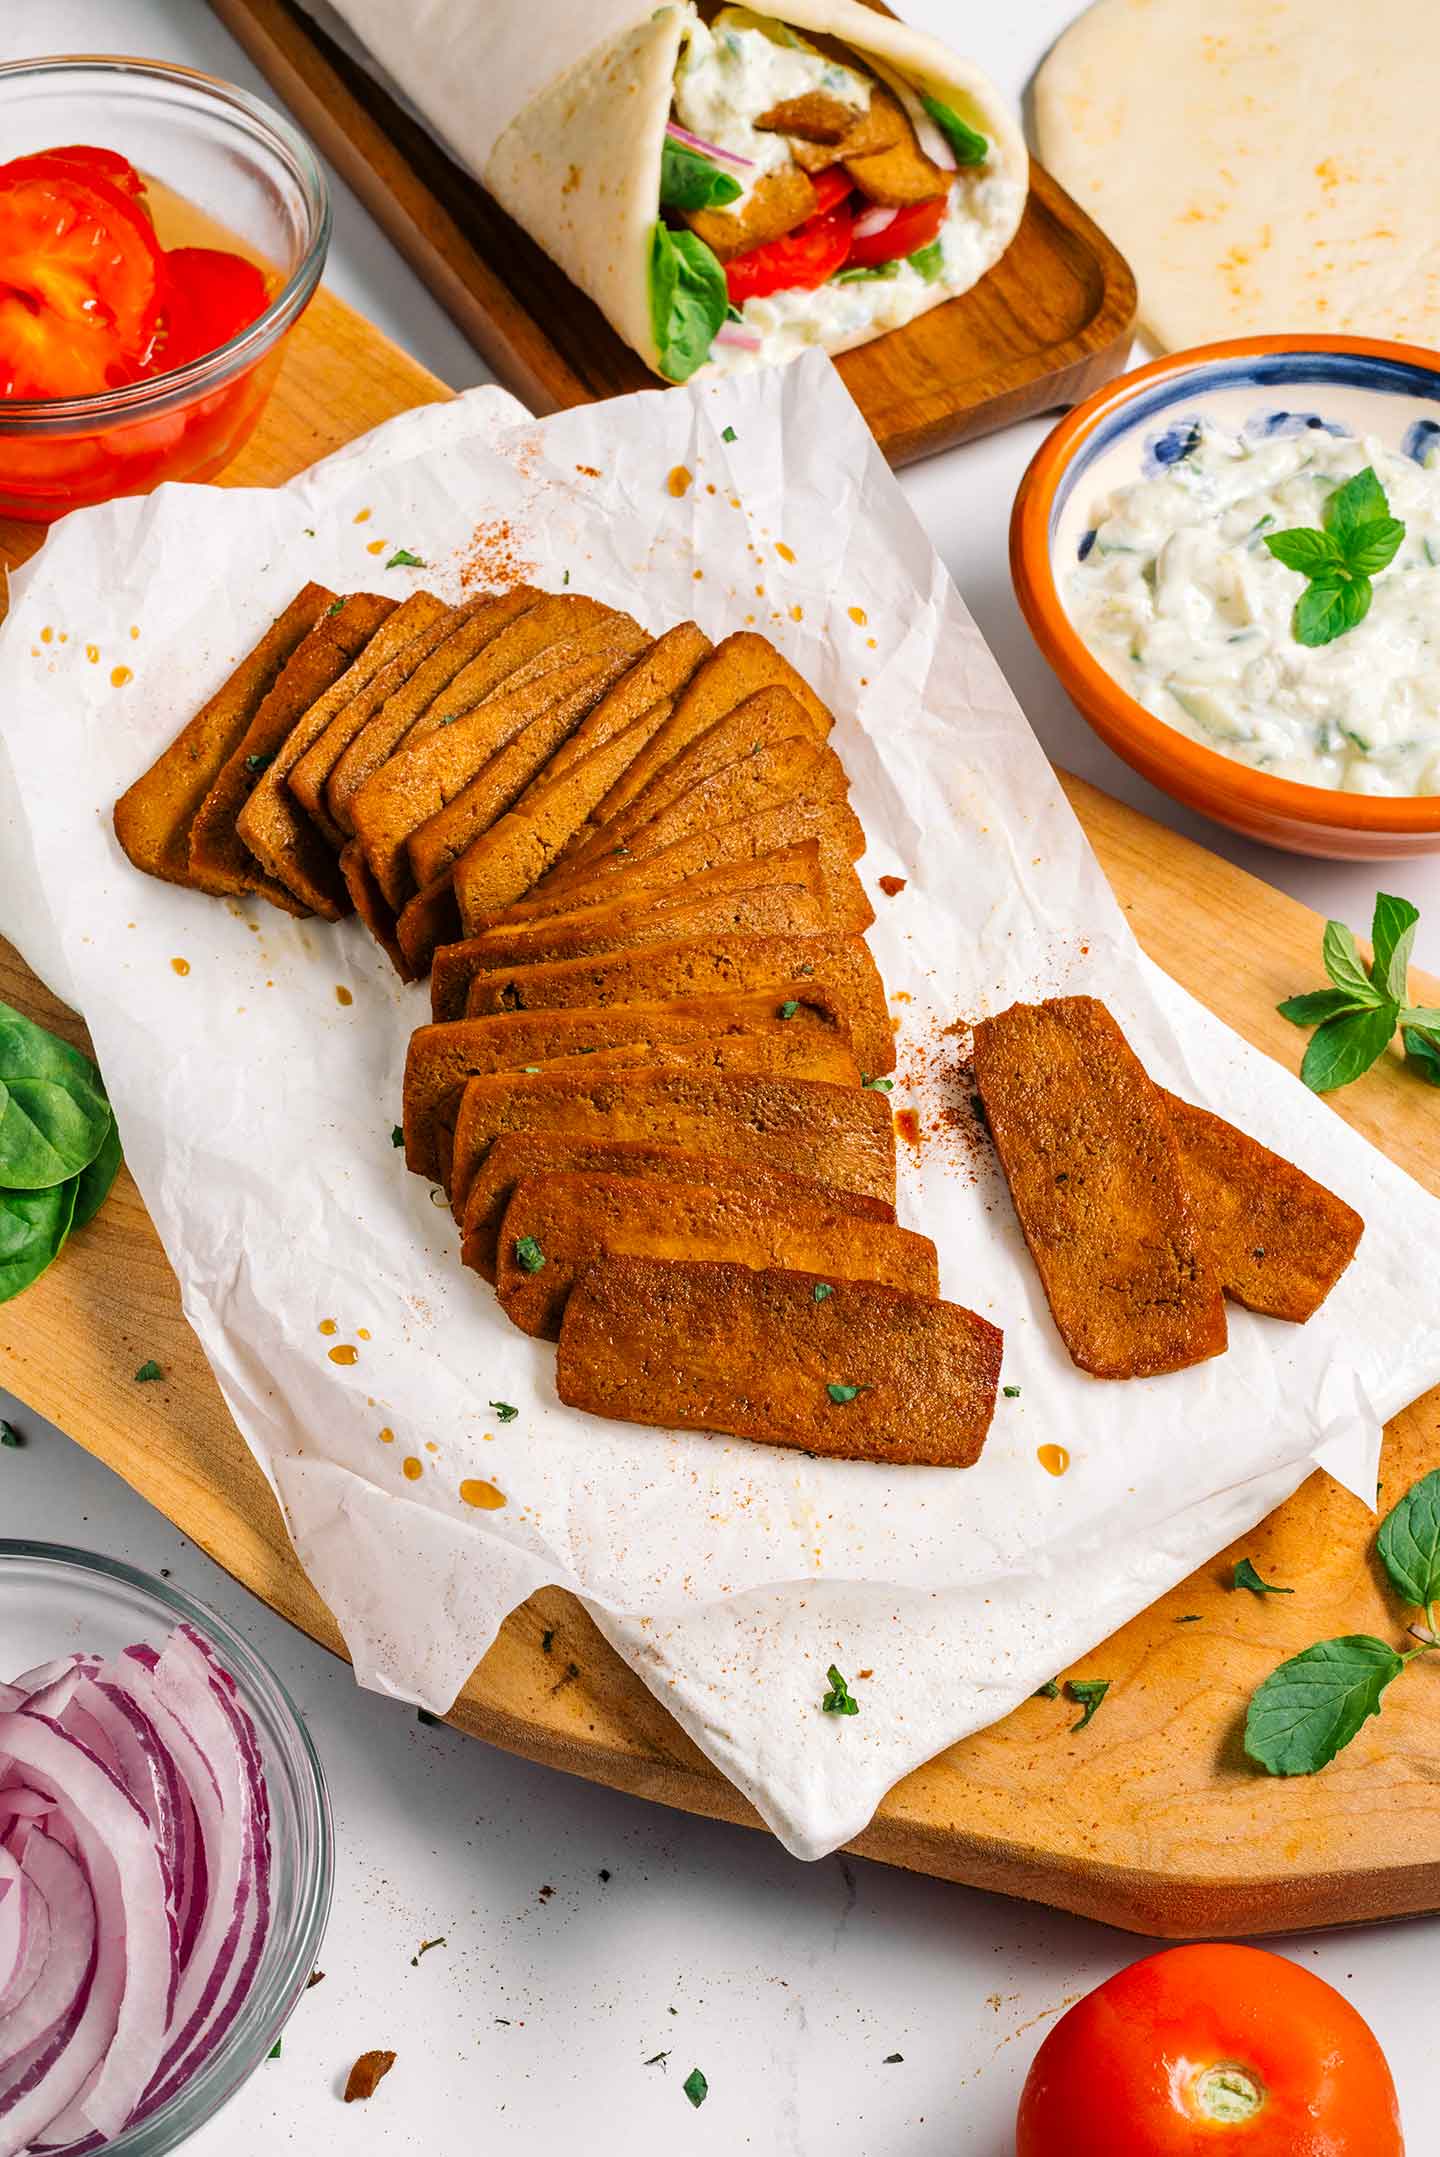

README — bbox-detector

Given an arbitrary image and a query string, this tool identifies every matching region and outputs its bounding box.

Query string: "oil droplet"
[353,506,372,523]
[1037,1444,1070,1477]
[57,632,67,644]
[110,666,133,689]
[866,636,877,649]
[129,624,140,640]
[692,567,704,580]
[357,1326,371,1341]
[328,1343,358,1365]
[335,985,353,1006]
[85,644,100,664]
[425,1441,439,1454]
[460,1478,506,1510]
[847,605,867,625]
[170,957,190,977]
[789,604,803,623]
[895,1107,922,1147]
[893,989,912,1003]
[40,626,53,644]
[365,538,385,555]
[666,464,692,497]
[402,1455,423,1480]
[378,1426,395,1444]
[318,1319,337,1336]
[775,541,795,563]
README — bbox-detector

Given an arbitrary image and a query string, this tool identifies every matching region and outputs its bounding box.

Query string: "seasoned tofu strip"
[971,997,1228,1380]
[188,593,394,914]
[445,1066,897,1218]
[461,1134,895,1281]
[556,1259,1002,1468]
[1162,1091,1363,1321]
[495,1172,938,1339]
[114,582,335,895]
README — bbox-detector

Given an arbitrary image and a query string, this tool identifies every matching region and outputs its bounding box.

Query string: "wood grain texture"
[5,288,1440,1940]
[205,0,1137,464]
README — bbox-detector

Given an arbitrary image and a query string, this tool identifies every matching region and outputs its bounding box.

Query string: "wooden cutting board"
[5,288,1440,1941]
[207,0,1137,465]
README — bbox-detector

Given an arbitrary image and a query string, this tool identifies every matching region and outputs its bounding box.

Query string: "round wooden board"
[4,289,1439,1938]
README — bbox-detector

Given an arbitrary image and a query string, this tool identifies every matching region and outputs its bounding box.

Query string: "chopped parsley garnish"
[826,1382,869,1404]
[821,1664,859,1716]
[326,597,346,615]
[777,998,799,1020]
[861,1074,893,1092]
[514,1235,545,1274]
[385,547,426,569]
[1033,1679,1060,1700]
[721,425,738,443]
[1002,1384,1021,1398]
[268,2039,282,2060]
[1065,1678,1110,1731]
[1176,1614,1203,1624]
[489,1400,519,1422]
[0,1421,22,1449]
[1233,1557,1293,1597]
[562,569,570,586]
[391,1125,404,1147]
[244,752,273,773]
[134,1360,163,1383]
[682,2067,708,2109]
[884,2052,904,2065]
[645,2050,670,2068]
[812,1282,834,1304]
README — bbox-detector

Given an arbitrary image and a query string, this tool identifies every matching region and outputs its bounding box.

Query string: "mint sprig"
[1245,1469,1440,1775]
[1277,891,1439,1092]
[1263,466,1405,646]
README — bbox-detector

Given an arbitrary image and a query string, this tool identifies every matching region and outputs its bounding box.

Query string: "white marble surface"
[2,1,1437,2150]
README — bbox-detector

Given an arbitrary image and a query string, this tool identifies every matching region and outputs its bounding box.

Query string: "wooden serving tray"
[5,289,1440,1940]
[206,0,1137,464]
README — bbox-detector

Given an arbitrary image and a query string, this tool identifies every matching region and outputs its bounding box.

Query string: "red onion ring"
[665,120,755,172]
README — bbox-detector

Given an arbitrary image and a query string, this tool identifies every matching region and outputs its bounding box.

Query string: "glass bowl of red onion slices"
[0,1541,332,2154]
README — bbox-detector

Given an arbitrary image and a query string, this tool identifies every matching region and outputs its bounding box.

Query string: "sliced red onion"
[665,120,754,172]
[0,1875,48,2025]
[714,325,764,351]
[851,203,898,240]
[0,1860,26,2007]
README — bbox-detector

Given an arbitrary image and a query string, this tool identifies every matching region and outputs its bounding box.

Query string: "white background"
[3,2,1437,2151]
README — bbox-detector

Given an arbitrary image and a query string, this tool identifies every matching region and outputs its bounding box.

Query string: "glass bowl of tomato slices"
[0,55,330,523]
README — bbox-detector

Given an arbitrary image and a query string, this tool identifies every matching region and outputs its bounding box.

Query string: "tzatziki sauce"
[1065,421,1440,795]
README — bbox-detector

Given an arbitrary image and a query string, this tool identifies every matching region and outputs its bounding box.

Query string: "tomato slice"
[156,247,271,372]
[0,158,164,399]
[0,145,147,200]
[846,192,948,269]
[808,168,853,219]
[725,194,854,307]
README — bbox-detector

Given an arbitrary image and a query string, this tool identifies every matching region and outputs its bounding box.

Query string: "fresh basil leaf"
[0,1002,112,1189]
[1345,515,1407,576]
[1321,919,1384,1005]
[0,1178,77,1304]
[1263,526,1346,578]
[660,139,741,213]
[1244,1634,1404,1776]
[1322,465,1389,544]
[70,1115,121,1235]
[1065,1678,1110,1731]
[649,221,728,383]
[1299,1003,1397,1092]
[1370,893,1420,1002]
[1376,1470,1440,1610]
[919,92,988,164]
[1276,987,1369,1028]
[1402,1025,1440,1084]
[1233,1557,1292,1596]
[907,241,946,284]
[1293,573,1372,646]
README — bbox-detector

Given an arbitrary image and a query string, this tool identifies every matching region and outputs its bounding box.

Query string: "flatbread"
[1035,0,1440,351]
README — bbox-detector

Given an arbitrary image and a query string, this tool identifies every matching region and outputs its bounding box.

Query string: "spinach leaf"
[660,140,741,213]
[71,1115,121,1235]
[0,1001,112,1189]
[649,222,728,382]
[919,93,988,165]
[0,1178,77,1304]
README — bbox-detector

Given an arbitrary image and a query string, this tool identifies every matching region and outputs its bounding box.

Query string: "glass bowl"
[0,55,330,523]
[1010,334,1440,861]
[0,1539,333,2153]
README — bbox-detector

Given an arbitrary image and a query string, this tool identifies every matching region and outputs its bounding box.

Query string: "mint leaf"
[1277,987,1369,1028]
[1370,892,1420,1002]
[1377,1470,1440,1609]
[1323,465,1389,544]
[1233,1557,1292,1596]
[1321,919,1384,1005]
[1403,1025,1440,1084]
[1065,1678,1110,1731]
[1294,573,1372,646]
[660,139,741,213]
[1264,526,1346,578]
[1345,516,1406,576]
[1244,1634,1404,1775]
[1299,1003,1397,1092]
[919,93,988,164]
[1399,1004,1440,1030]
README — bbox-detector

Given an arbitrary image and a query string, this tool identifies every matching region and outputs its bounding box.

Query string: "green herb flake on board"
[1233,1557,1293,1597]
[385,548,426,569]
[1065,1678,1110,1731]
[489,1401,519,1423]
[0,1422,22,1449]
[722,425,738,444]
[134,1360,163,1383]
[682,2067,709,2109]
[1002,1384,1021,1398]
[821,1665,859,1716]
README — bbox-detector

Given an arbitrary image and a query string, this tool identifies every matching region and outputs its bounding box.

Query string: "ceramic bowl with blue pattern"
[1011,335,1440,859]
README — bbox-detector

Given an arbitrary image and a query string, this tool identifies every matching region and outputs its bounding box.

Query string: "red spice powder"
[458,517,537,594]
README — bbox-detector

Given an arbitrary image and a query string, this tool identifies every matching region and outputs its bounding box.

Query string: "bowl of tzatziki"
[1011,335,1440,858]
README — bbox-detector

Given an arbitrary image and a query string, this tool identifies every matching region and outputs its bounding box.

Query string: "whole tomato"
[1016,1945,1403,2156]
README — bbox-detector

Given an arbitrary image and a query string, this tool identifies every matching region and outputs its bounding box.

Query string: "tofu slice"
[556,1259,1002,1467]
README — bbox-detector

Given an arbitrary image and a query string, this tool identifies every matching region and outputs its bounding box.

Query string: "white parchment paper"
[4,356,1439,1859]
